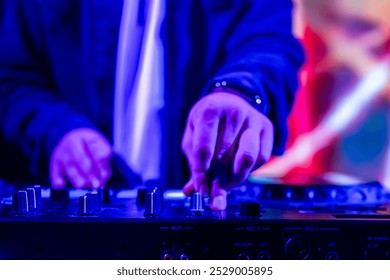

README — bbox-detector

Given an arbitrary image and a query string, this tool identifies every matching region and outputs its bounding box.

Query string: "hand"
[50,128,113,189]
[182,91,274,210]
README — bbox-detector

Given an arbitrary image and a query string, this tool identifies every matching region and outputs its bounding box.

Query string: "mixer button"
[332,189,348,203]
[349,188,367,203]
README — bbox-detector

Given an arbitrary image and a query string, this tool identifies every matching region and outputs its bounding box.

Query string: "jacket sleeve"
[205,0,304,155]
[0,0,95,178]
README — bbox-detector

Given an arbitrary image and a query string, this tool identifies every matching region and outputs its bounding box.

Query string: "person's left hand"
[181,91,274,210]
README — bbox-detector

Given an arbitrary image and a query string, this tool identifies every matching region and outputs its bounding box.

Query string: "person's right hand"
[49,128,113,189]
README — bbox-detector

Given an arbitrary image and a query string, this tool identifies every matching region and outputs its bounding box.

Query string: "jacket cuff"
[203,72,270,116]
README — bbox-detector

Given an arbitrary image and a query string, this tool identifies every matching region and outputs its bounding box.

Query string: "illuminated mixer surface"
[1,174,390,260]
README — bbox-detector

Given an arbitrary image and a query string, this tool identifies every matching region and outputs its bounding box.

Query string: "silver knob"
[26,185,42,211]
[190,192,204,213]
[144,189,162,217]
[79,192,100,215]
[12,190,29,214]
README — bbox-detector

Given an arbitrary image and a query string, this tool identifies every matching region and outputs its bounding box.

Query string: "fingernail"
[75,178,85,188]
[52,178,64,187]
[211,195,226,210]
[182,181,194,196]
[101,169,109,180]
[91,177,100,189]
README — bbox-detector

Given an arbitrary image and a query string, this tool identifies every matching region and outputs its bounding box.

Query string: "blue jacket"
[0,0,304,187]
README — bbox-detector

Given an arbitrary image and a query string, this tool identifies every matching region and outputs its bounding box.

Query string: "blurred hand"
[50,128,113,189]
[182,91,274,210]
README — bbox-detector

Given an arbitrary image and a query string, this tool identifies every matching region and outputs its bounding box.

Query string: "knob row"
[12,185,42,214]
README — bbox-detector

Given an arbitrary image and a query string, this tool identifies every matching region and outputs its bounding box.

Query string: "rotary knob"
[12,190,29,214]
[144,188,162,217]
[26,185,43,211]
[79,192,100,215]
[239,201,261,217]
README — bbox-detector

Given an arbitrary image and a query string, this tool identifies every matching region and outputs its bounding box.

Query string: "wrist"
[206,78,269,115]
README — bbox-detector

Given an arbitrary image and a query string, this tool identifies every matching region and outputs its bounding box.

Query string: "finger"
[181,123,193,159]
[190,106,220,195]
[233,128,260,184]
[68,140,101,189]
[50,159,66,188]
[182,179,194,196]
[209,179,227,211]
[193,172,209,196]
[215,108,245,163]
[209,157,229,187]
[99,167,112,186]
[84,138,113,185]
[63,164,88,189]
[256,121,274,170]
[211,114,244,187]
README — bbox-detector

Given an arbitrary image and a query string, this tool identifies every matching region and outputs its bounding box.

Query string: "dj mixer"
[1,174,390,260]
